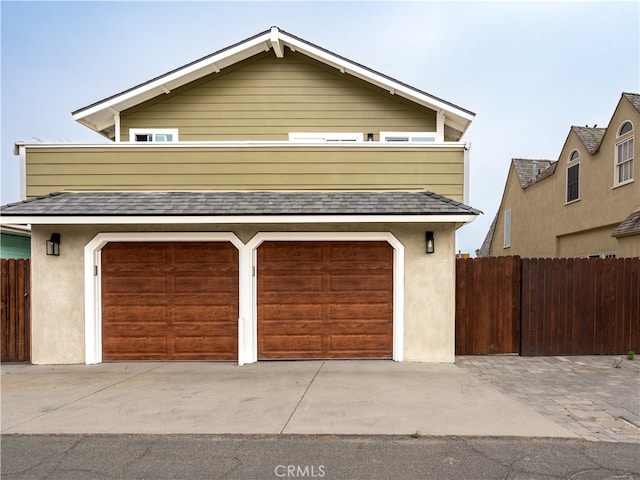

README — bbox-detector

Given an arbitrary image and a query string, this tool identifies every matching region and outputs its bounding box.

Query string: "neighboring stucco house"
[0,225,31,259]
[479,92,640,259]
[1,27,479,365]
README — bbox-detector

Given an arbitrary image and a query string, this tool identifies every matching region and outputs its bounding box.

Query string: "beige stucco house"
[1,27,479,365]
[479,92,640,259]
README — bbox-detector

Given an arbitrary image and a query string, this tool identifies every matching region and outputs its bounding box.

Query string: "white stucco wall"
[29,223,459,364]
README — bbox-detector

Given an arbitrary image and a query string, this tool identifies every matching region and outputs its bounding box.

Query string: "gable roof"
[477,213,497,257]
[612,209,640,238]
[623,92,640,113]
[572,126,606,154]
[0,191,480,223]
[72,26,475,141]
[512,159,556,188]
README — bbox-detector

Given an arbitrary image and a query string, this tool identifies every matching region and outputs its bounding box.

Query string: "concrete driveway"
[1,360,575,438]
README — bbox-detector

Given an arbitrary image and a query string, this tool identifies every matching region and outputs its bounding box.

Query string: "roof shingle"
[1,191,481,217]
[572,126,606,154]
[612,209,640,238]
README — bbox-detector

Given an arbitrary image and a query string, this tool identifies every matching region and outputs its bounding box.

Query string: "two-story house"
[479,92,639,259]
[1,27,479,365]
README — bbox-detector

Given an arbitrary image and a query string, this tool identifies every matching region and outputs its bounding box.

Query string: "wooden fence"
[1,259,30,362]
[455,256,520,354]
[456,257,640,356]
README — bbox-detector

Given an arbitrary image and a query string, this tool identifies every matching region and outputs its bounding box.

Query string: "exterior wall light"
[46,233,61,256]
[426,231,435,254]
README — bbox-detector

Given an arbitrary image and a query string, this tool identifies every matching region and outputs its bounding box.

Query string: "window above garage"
[288,132,363,142]
[380,132,437,142]
[130,128,179,142]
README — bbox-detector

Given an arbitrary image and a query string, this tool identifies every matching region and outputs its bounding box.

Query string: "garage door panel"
[102,276,168,294]
[258,241,393,359]
[327,303,393,320]
[329,274,392,292]
[327,243,392,262]
[173,242,237,263]
[259,303,324,320]
[173,307,238,323]
[102,243,169,265]
[101,242,238,361]
[260,334,324,356]
[103,335,168,358]
[172,276,236,294]
[259,274,323,293]
[173,336,238,356]
[329,334,392,355]
[102,306,168,322]
[260,243,324,264]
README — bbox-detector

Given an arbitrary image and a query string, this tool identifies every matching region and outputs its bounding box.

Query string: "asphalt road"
[2,434,639,480]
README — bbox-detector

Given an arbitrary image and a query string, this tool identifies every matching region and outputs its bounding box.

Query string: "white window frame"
[129,128,179,142]
[566,163,580,204]
[380,131,437,143]
[569,149,580,162]
[614,136,634,187]
[288,132,363,142]
[618,121,633,137]
[503,208,511,248]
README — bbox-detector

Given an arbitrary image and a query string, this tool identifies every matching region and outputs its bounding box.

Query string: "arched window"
[569,150,580,162]
[618,121,633,136]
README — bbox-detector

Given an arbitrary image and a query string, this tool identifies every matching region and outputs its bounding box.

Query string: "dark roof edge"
[72,29,272,115]
[72,26,475,118]
[278,28,475,117]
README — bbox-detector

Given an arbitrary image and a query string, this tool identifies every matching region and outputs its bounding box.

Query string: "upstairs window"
[289,132,363,142]
[130,128,178,142]
[619,121,633,136]
[569,149,580,162]
[615,121,634,186]
[380,132,437,142]
[566,163,580,203]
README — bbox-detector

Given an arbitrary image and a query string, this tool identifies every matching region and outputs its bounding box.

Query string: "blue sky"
[1,1,638,254]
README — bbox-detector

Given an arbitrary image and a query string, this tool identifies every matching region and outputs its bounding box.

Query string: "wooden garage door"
[258,241,393,359]
[101,242,238,361]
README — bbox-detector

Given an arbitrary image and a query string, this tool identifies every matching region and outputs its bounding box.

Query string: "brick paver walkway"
[456,355,640,443]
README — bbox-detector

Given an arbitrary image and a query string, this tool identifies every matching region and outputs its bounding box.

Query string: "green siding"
[25,145,465,201]
[0,233,31,259]
[120,51,439,141]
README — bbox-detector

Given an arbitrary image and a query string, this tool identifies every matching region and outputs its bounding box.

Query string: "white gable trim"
[72,27,474,138]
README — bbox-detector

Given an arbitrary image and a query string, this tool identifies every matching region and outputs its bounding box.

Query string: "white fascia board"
[279,32,475,125]
[72,32,271,124]
[1,214,478,225]
[16,141,468,149]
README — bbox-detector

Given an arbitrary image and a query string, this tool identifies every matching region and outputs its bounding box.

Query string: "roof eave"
[0,213,479,226]
[72,27,474,138]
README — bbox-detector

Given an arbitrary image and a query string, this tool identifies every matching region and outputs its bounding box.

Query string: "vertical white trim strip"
[19,145,27,200]
[436,110,445,143]
[463,143,471,205]
[114,112,121,143]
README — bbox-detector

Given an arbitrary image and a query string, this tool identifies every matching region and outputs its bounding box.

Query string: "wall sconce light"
[46,233,60,256]
[425,231,435,254]
[367,133,374,141]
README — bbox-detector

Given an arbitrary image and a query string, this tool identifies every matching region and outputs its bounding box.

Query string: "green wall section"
[1,233,31,259]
